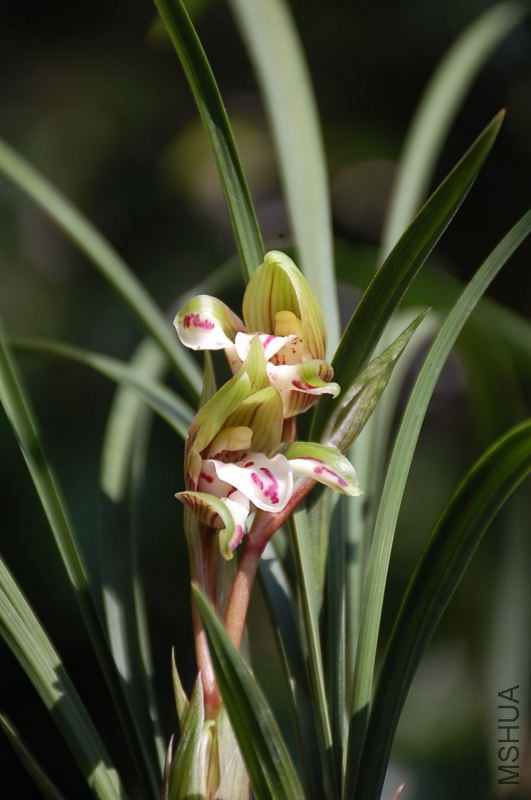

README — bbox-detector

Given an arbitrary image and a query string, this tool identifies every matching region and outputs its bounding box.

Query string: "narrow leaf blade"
[345,211,531,795]
[152,0,263,279]
[0,137,200,400]
[9,336,193,439]
[381,2,526,257]
[227,0,340,350]
[259,553,323,800]
[311,111,504,441]
[355,420,531,800]
[1,715,67,800]
[0,327,161,798]
[0,559,123,800]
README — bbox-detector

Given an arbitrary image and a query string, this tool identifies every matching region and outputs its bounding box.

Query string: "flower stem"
[224,478,315,649]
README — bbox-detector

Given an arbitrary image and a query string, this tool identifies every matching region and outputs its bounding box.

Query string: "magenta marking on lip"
[184,312,215,330]
[313,463,347,487]
[251,472,264,491]
[260,466,280,504]
[261,334,275,350]
[199,471,213,483]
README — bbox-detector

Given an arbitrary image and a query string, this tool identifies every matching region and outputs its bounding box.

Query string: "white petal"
[289,457,362,496]
[174,296,242,351]
[234,331,295,363]
[197,459,232,497]
[214,452,293,512]
[223,490,250,539]
[267,362,340,396]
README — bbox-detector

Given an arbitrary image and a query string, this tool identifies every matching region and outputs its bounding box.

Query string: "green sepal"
[225,386,284,455]
[241,334,271,393]
[242,250,327,360]
[186,370,251,484]
[322,311,428,451]
[282,440,362,496]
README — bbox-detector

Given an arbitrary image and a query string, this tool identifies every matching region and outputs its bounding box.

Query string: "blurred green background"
[1,0,530,797]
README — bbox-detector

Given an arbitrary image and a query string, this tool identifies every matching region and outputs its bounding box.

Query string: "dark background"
[1,1,530,798]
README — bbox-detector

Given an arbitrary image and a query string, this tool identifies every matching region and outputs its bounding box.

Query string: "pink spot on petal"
[184,312,215,330]
[259,466,280,504]
[251,472,264,491]
[313,463,348,487]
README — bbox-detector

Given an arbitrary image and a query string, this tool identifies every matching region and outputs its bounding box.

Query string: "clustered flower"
[175,250,361,558]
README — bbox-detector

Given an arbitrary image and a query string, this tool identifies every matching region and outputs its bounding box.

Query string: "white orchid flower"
[174,250,340,418]
[176,341,360,559]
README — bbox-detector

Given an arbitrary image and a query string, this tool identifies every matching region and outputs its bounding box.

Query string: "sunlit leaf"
[227,0,340,350]
[355,420,531,800]
[322,311,428,451]
[259,552,323,800]
[311,111,504,441]
[152,0,263,279]
[345,210,531,795]
[9,336,193,438]
[0,138,200,400]
[0,559,123,800]
[0,327,160,798]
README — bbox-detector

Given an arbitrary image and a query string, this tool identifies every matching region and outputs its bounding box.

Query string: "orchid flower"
[176,341,361,559]
[174,250,340,417]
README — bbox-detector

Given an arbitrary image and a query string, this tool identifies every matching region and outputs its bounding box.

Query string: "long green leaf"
[9,336,193,438]
[0,138,200,401]
[311,111,503,442]
[324,496,347,784]
[0,559,124,800]
[354,420,531,800]
[259,551,323,800]
[1,715,67,800]
[381,2,526,257]
[9,337,189,775]
[288,508,338,798]
[152,0,263,279]
[336,240,531,380]
[345,211,531,795]
[193,584,305,800]
[227,0,340,351]
[0,328,160,798]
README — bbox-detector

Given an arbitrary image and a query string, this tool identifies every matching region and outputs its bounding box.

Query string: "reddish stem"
[224,478,315,649]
